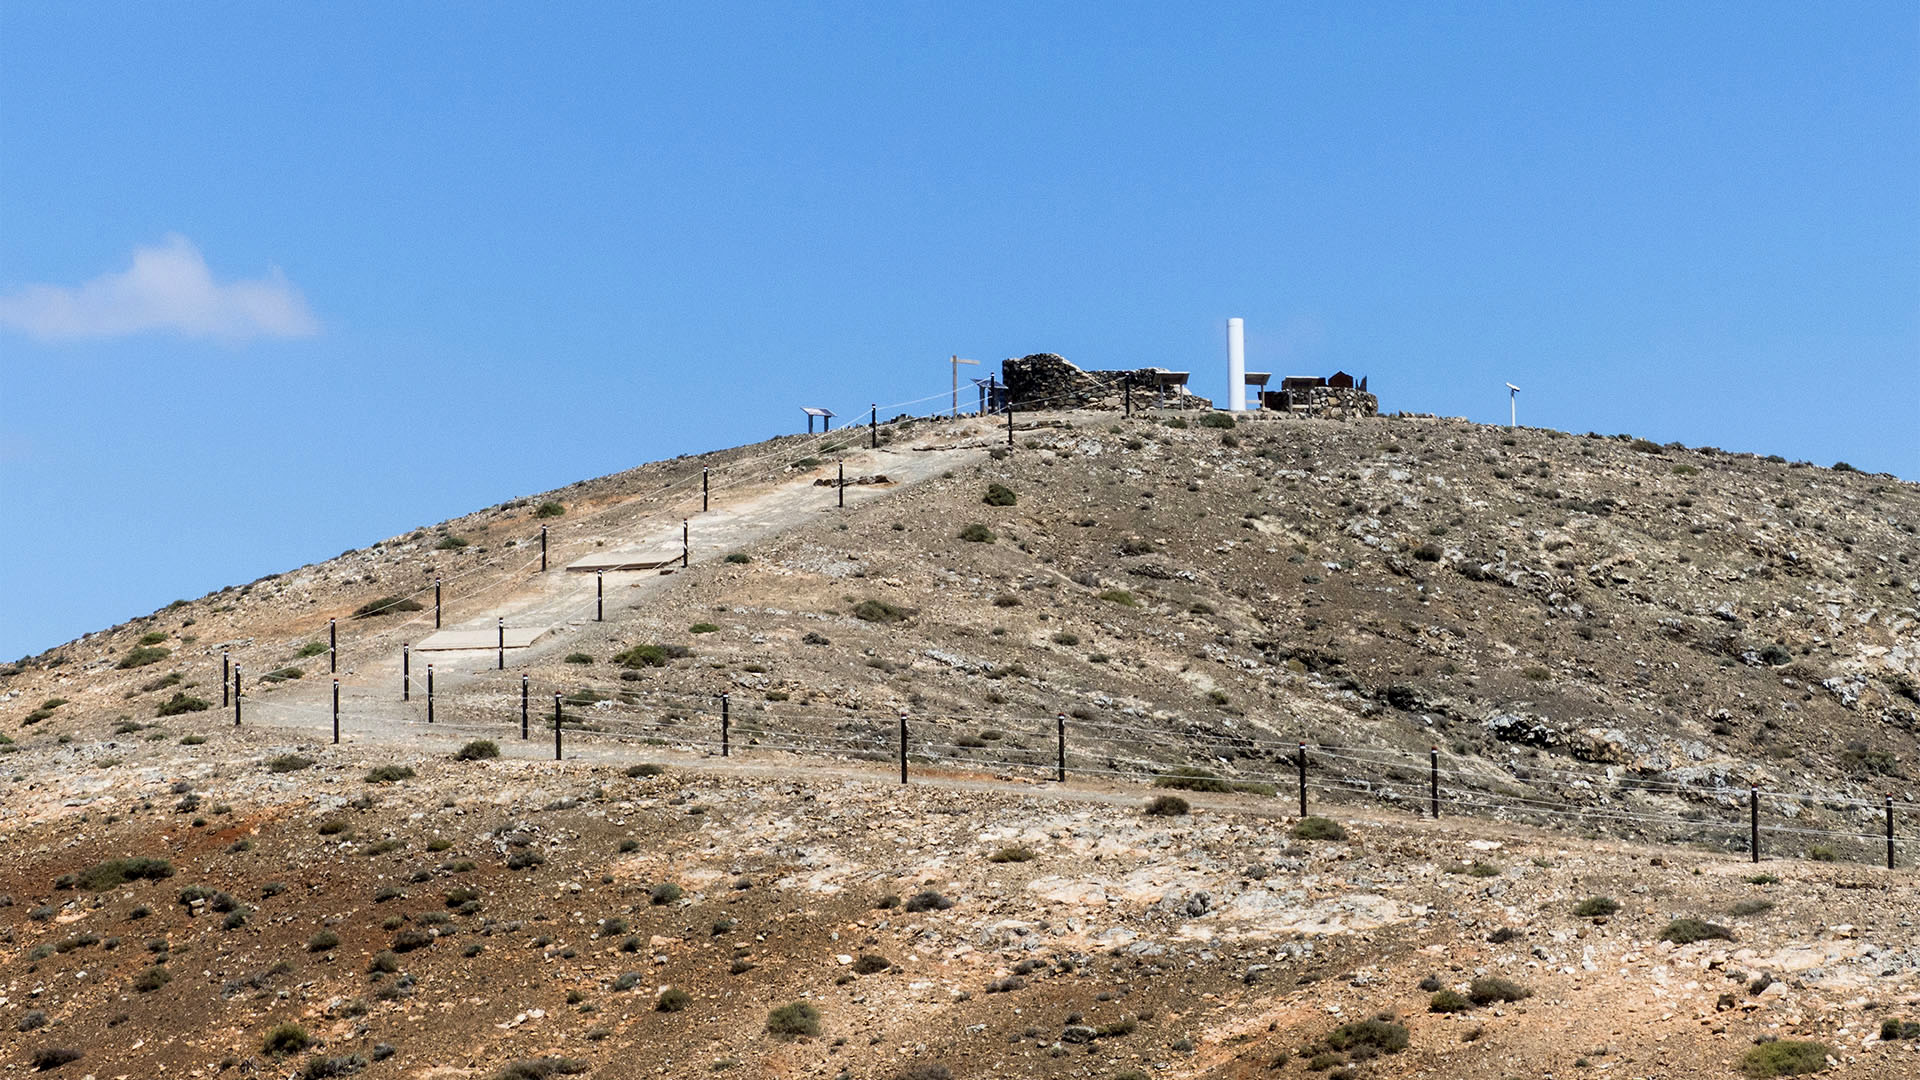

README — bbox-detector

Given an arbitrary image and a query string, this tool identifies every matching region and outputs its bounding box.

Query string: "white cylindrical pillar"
[1226,317,1246,412]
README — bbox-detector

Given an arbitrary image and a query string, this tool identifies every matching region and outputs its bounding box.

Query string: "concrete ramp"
[566,548,683,572]
[414,627,548,651]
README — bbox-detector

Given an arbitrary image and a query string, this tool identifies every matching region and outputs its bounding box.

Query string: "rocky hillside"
[1,405,1916,1078]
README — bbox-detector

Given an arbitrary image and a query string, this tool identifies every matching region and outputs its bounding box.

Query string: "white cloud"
[0,234,320,342]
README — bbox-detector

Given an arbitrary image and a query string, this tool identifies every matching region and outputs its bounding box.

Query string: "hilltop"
[1,405,1916,1079]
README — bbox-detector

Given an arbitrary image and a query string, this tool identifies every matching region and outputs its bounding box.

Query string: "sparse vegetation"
[535,501,566,518]
[454,740,500,761]
[983,483,1018,506]
[852,598,910,623]
[1738,1039,1832,1077]
[1660,918,1734,944]
[1575,895,1621,918]
[365,764,415,783]
[352,595,425,618]
[1291,816,1347,841]
[957,523,996,543]
[1145,795,1190,817]
[766,1001,822,1037]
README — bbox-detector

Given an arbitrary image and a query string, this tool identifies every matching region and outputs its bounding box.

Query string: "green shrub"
[118,645,171,669]
[1880,1018,1920,1040]
[133,965,172,992]
[364,764,415,783]
[724,552,752,564]
[1323,1017,1408,1054]
[1155,767,1232,793]
[988,845,1035,864]
[352,595,424,618]
[852,954,892,974]
[1574,896,1620,918]
[296,641,328,658]
[73,857,173,891]
[1659,918,1733,945]
[766,1001,821,1037]
[957,523,995,543]
[983,483,1018,506]
[534,501,566,518]
[262,1023,312,1056]
[1144,795,1190,817]
[434,535,470,550]
[1468,976,1530,1004]
[1291,816,1347,841]
[655,987,692,1012]
[613,644,668,669]
[367,950,400,973]
[1730,899,1775,917]
[563,652,593,664]
[179,734,208,745]
[267,754,314,773]
[156,692,210,716]
[1198,412,1236,429]
[690,623,720,634]
[309,929,340,952]
[1098,589,1138,607]
[625,763,665,778]
[852,599,910,623]
[454,740,500,761]
[138,631,169,645]
[650,882,683,905]
[1738,1039,1832,1077]
[1429,989,1473,1012]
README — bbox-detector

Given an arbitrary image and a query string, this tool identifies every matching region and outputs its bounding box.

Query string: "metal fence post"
[233,667,241,726]
[497,618,504,670]
[426,664,434,723]
[898,712,908,785]
[329,618,336,674]
[1430,747,1440,819]
[869,403,877,448]
[540,525,548,572]
[221,649,230,706]
[682,520,689,568]
[332,679,339,744]
[721,693,730,757]
[553,693,563,761]
[434,577,442,629]
[596,570,604,622]
[1055,713,1066,782]
[838,462,845,507]
[703,466,709,512]
[1297,742,1308,818]
[1124,372,1132,417]
[1007,399,1014,447]
[402,644,410,700]
[1888,794,1897,870]
[1750,786,1761,863]
[520,674,529,740]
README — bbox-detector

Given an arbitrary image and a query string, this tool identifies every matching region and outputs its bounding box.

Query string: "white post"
[1226,317,1245,412]
[1510,391,1516,428]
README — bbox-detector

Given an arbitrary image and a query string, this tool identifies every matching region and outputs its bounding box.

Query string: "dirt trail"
[236,425,992,743]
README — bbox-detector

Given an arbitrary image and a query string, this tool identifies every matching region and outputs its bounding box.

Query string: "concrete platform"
[414,627,548,651]
[566,549,683,572]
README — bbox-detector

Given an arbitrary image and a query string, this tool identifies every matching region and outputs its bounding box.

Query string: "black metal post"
[898,712,908,785]
[1124,373,1132,417]
[434,578,441,629]
[402,644,410,701]
[553,693,563,761]
[838,462,844,507]
[497,618,504,670]
[540,525,548,572]
[1888,795,1897,870]
[221,649,230,706]
[232,667,241,726]
[1055,713,1066,782]
[702,467,709,512]
[682,520,689,568]
[1750,786,1761,863]
[426,664,434,724]
[596,570,604,622]
[1007,399,1014,447]
[870,404,877,448]
[1297,742,1308,818]
[328,619,336,674]
[520,674,529,740]
[332,679,339,744]
[987,376,996,416]
[721,693,730,757]
[1430,747,1440,819]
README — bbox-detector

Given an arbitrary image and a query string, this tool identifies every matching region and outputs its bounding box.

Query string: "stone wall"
[1000,353,1211,410]
[1267,386,1380,419]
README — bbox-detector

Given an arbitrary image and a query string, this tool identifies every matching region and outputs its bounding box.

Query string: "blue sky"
[2,3,1915,660]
